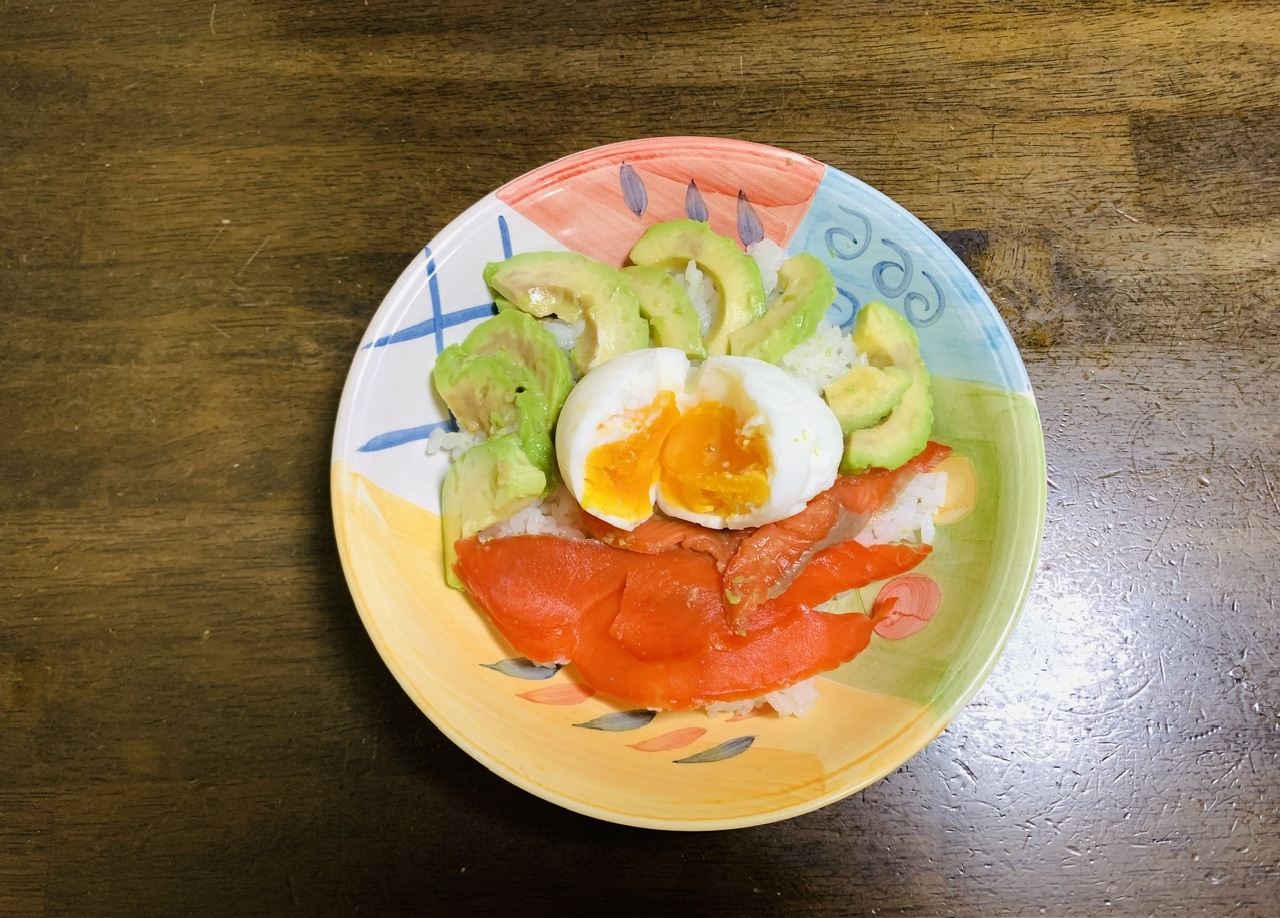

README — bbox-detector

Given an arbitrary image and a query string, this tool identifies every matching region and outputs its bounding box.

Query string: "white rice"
[780,320,863,394]
[423,426,485,460]
[706,678,821,719]
[477,483,586,541]
[748,238,787,299]
[543,317,585,365]
[856,470,949,546]
[677,258,719,337]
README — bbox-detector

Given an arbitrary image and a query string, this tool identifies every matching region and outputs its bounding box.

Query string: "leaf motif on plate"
[736,190,764,247]
[628,726,707,752]
[516,683,596,705]
[480,657,562,680]
[619,162,648,217]
[685,179,709,222]
[674,735,756,764]
[573,709,659,732]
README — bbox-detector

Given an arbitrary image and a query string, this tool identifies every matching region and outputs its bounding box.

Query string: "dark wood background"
[3,1,1278,914]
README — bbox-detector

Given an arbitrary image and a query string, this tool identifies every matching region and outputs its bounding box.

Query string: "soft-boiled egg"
[556,347,843,531]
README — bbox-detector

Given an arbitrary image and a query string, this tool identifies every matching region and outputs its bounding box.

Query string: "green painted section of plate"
[826,374,1046,710]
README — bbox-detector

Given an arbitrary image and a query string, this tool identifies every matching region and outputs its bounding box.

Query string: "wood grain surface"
[3,1,1278,915]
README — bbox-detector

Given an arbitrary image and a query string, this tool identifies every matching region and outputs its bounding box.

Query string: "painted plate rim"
[331,136,1047,830]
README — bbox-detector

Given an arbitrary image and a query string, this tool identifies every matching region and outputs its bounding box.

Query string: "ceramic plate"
[331,137,1045,830]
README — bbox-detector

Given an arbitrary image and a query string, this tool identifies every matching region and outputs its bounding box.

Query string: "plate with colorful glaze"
[331,137,1046,830]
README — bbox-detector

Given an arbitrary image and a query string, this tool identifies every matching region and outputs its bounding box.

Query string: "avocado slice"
[628,218,766,357]
[840,301,934,473]
[621,264,707,359]
[432,346,557,485]
[440,433,546,589]
[511,387,554,480]
[483,251,649,374]
[856,299,925,368]
[432,346,535,435]
[460,309,573,427]
[823,364,913,434]
[727,252,835,365]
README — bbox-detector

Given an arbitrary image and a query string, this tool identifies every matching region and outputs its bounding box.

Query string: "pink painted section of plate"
[496,136,826,265]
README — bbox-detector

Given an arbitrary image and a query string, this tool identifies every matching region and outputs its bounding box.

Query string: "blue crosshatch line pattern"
[363,302,498,350]
[357,419,458,453]
[498,213,513,259]
[427,245,445,353]
[361,252,497,352]
[357,214,517,453]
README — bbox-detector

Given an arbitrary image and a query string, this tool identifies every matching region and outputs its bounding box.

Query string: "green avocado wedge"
[840,301,934,473]
[621,264,707,359]
[824,363,913,434]
[432,347,537,436]
[483,251,649,374]
[628,219,766,357]
[460,309,573,428]
[439,434,546,589]
[727,252,836,365]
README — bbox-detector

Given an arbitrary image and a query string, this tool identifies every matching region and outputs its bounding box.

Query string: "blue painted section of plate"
[797,166,1033,398]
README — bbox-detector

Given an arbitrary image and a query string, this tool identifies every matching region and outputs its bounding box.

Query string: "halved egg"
[556,347,843,531]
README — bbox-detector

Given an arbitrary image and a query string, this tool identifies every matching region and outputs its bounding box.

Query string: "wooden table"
[4,2,1278,914]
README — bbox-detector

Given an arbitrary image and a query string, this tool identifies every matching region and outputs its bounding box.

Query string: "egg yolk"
[658,401,770,518]
[582,391,680,523]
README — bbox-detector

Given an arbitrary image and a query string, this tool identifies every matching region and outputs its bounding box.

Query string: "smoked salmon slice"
[718,441,953,630]
[777,541,932,612]
[453,534,631,665]
[721,490,840,632]
[451,441,951,711]
[833,440,953,514]
[453,532,932,711]
[609,550,730,662]
[580,512,745,570]
[571,592,877,711]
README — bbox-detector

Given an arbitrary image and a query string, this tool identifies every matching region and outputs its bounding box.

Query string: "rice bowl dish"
[331,137,1045,829]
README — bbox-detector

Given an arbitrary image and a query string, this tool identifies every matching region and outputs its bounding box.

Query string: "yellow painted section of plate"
[332,460,934,829]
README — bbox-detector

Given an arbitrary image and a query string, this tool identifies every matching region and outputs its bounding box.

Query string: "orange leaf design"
[516,683,596,705]
[497,138,825,266]
[872,574,942,640]
[628,727,707,752]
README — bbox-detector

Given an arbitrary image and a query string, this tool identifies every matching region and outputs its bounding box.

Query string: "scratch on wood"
[1104,201,1140,223]
[51,537,85,566]
[1261,456,1280,514]
[1143,490,1183,563]
[953,758,977,783]
[237,237,270,276]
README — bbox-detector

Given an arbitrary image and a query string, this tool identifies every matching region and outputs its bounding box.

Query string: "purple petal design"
[619,162,648,217]
[685,180,709,222]
[673,735,756,764]
[736,190,764,247]
[573,710,659,732]
[480,657,562,680]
